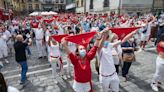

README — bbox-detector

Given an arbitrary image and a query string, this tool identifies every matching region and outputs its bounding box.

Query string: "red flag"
[51,34,69,43]
[65,31,97,48]
[36,16,42,20]
[54,25,58,30]
[53,15,59,19]
[44,19,54,24]
[31,22,39,28]
[109,27,140,40]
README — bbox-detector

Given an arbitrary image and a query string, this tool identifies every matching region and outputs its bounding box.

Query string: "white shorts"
[141,34,149,41]
[73,80,91,92]
[0,46,8,58]
[99,73,120,92]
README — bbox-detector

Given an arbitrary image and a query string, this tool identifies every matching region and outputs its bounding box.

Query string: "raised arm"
[61,38,71,55]
[112,29,138,47]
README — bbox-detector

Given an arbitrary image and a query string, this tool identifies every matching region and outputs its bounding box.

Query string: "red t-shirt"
[68,46,98,83]
[157,42,164,54]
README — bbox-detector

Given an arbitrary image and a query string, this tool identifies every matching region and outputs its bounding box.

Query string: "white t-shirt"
[0,33,7,48]
[99,43,116,75]
[145,22,152,36]
[49,42,61,57]
[4,30,12,41]
[8,86,19,92]
[34,28,44,40]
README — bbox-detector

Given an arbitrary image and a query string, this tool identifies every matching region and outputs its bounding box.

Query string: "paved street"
[1,42,164,92]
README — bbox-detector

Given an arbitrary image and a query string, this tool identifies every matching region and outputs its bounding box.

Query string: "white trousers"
[36,40,46,57]
[99,73,120,92]
[73,80,91,92]
[50,57,61,78]
[152,56,164,83]
[0,46,8,59]
[66,57,71,75]
[141,34,149,41]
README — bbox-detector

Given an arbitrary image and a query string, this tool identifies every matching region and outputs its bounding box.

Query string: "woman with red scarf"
[61,31,106,92]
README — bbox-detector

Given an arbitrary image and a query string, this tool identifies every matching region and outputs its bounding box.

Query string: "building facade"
[153,0,164,13]
[0,0,5,9]
[0,0,12,9]
[65,0,76,13]
[121,0,153,14]
[12,0,66,14]
[76,0,154,14]
[76,0,85,13]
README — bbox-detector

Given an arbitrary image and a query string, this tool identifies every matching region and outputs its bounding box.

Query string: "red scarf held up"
[51,34,69,43]
[64,31,97,48]
[109,27,140,40]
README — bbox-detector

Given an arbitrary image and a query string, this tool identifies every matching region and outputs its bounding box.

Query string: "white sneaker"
[67,75,71,79]
[151,83,158,92]
[54,80,58,84]
[5,59,9,64]
[62,75,67,80]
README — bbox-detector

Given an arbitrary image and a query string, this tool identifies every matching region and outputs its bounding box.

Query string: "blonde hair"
[16,35,23,42]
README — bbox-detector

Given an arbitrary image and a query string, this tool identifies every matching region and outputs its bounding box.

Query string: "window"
[60,0,64,3]
[56,0,59,3]
[76,1,79,7]
[103,0,109,7]
[89,0,93,9]
[45,0,52,3]
[28,4,33,10]
[81,0,83,7]
[35,4,39,10]
[28,0,32,2]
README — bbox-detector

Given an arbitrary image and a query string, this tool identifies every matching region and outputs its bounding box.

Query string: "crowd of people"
[0,12,164,92]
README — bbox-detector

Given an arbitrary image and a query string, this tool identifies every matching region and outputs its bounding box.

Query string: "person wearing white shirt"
[98,37,120,92]
[4,29,12,56]
[45,27,51,62]
[98,28,138,92]
[0,24,9,65]
[34,26,46,59]
[48,37,66,82]
[140,16,156,50]
[110,34,122,74]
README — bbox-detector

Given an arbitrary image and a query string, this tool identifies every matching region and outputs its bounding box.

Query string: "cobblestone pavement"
[1,42,164,92]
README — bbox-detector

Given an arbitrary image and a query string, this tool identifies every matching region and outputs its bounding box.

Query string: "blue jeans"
[122,62,132,77]
[26,46,32,55]
[18,61,28,82]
